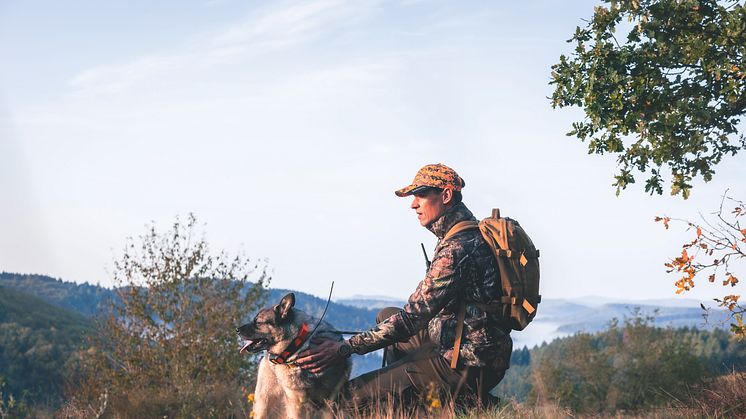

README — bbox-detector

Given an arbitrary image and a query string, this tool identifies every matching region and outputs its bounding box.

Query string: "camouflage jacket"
[348,202,512,369]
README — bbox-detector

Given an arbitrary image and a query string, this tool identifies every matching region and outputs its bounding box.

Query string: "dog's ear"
[276,293,295,320]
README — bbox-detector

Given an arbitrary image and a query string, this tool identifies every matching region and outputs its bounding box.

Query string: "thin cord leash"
[309,281,363,336]
[305,281,336,343]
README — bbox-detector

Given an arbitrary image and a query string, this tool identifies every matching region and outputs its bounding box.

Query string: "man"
[296,163,512,407]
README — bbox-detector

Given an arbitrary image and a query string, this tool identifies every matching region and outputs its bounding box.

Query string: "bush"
[496,311,746,414]
[65,215,268,418]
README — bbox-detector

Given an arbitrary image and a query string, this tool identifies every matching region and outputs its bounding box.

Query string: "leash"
[306,281,365,335]
[306,281,335,343]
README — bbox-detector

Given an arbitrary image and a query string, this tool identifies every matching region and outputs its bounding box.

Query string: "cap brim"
[394,185,430,197]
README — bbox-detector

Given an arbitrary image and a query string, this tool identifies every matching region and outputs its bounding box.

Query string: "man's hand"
[296,338,346,373]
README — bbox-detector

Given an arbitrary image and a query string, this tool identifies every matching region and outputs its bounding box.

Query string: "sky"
[1,0,744,304]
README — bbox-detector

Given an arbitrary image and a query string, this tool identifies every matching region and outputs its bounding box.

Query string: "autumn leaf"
[652,194,744,337]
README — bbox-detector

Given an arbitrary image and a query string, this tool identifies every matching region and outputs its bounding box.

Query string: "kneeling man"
[297,163,512,407]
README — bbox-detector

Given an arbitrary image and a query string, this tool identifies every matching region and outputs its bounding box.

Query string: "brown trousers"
[341,307,506,409]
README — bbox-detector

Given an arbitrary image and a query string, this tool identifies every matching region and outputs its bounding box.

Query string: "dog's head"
[236,292,297,354]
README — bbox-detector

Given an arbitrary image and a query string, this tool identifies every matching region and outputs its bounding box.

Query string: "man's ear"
[442,188,453,205]
[276,293,295,320]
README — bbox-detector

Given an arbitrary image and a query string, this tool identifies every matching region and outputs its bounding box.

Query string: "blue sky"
[1,0,744,303]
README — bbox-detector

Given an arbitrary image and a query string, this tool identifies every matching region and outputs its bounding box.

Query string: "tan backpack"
[443,208,541,368]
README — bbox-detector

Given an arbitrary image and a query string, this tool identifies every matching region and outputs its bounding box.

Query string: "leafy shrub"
[66,215,268,418]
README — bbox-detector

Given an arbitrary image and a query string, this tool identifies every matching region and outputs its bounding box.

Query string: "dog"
[237,293,351,419]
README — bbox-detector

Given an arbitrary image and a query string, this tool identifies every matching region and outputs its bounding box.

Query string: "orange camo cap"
[395,163,465,197]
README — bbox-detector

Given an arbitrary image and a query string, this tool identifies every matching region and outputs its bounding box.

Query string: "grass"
[41,371,746,418]
[684,371,746,418]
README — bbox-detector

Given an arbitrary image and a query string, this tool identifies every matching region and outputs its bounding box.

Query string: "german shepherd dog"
[237,293,351,418]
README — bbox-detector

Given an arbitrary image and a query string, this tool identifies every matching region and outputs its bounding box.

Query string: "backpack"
[443,208,541,368]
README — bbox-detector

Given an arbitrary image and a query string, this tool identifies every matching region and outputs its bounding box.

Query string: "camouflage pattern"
[394,163,466,197]
[348,202,512,369]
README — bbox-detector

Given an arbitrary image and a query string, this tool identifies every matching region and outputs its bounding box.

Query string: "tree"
[550,0,746,198]
[550,0,746,336]
[66,215,268,417]
[657,193,745,336]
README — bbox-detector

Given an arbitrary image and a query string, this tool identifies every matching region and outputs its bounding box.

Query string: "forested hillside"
[0,286,92,408]
[0,272,114,317]
[497,315,746,414]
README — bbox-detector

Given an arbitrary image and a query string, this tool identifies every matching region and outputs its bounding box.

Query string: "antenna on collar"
[306,281,335,343]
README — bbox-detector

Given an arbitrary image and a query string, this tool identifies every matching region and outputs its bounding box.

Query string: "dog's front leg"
[282,388,308,419]
[252,358,276,419]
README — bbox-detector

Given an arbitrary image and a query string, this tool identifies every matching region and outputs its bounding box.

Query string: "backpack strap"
[442,220,478,369]
[450,302,466,369]
[443,220,479,241]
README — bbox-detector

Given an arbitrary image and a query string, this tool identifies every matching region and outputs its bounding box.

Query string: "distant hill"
[512,298,729,349]
[0,285,92,405]
[0,285,92,333]
[335,295,407,310]
[0,272,115,316]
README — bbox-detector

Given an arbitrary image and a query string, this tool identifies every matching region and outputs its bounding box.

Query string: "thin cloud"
[67,0,383,95]
[212,0,379,50]
[69,55,179,94]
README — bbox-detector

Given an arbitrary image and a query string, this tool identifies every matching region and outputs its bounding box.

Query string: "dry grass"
[685,371,746,418]
[322,389,573,419]
[56,383,251,419]
[51,372,746,418]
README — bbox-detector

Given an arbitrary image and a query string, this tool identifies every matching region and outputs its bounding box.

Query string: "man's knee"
[376,307,401,323]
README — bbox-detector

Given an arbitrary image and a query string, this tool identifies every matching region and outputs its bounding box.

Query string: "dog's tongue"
[239,340,254,354]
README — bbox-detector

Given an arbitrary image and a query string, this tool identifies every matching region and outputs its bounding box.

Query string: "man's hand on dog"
[297,338,345,373]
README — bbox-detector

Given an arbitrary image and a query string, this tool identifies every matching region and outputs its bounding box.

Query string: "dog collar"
[268,322,310,365]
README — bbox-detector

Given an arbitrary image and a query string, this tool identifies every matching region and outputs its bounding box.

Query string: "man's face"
[411,188,449,227]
